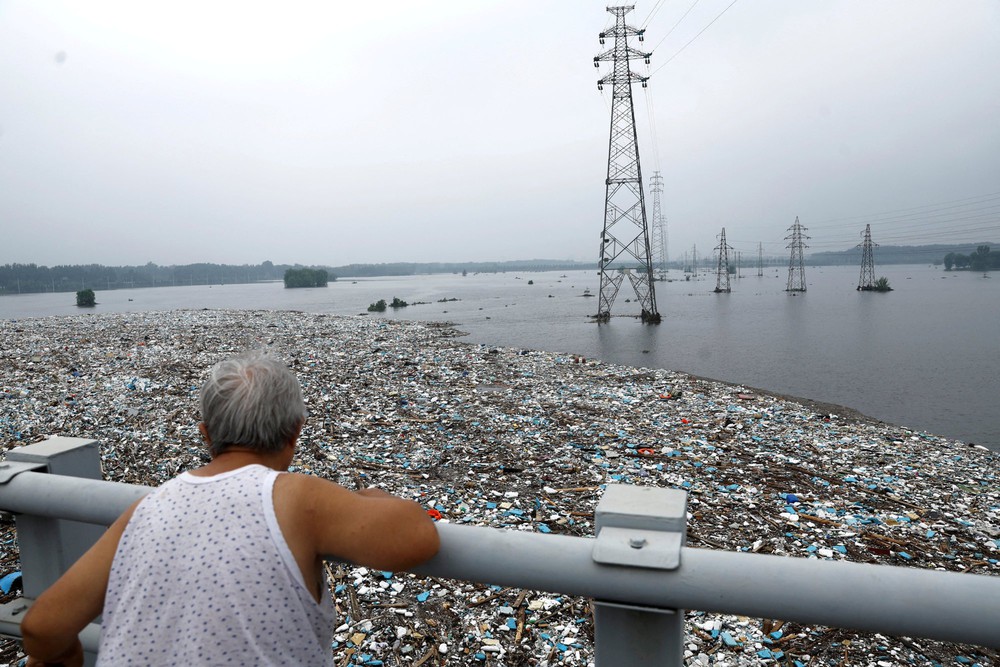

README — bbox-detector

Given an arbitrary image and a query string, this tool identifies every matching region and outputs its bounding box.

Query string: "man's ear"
[289,420,304,446]
[198,422,212,445]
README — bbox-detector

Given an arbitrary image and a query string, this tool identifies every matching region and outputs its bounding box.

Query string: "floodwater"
[2,264,997,450]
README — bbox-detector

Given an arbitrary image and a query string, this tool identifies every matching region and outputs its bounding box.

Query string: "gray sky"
[1,1,998,267]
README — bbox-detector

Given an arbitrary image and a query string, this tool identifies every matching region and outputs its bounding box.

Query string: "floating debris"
[0,310,997,666]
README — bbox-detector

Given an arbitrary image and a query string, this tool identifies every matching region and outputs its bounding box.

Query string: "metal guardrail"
[0,437,997,666]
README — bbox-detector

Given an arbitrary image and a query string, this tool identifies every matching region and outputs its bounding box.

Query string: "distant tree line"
[0,261,326,295]
[2,258,601,296]
[944,246,998,271]
[809,242,998,267]
[283,268,330,288]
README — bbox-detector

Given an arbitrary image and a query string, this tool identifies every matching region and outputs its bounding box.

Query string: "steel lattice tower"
[714,227,734,293]
[757,242,764,277]
[857,223,878,291]
[785,216,809,292]
[649,171,668,277]
[593,6,659,323]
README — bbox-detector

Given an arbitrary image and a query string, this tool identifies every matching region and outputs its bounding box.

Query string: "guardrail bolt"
[629,537,647,549]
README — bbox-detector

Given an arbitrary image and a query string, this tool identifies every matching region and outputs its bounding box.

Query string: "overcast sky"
[2,1,998,267]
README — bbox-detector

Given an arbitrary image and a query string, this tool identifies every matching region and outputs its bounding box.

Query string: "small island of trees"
[283,268,331,288]
[76,288,96,307]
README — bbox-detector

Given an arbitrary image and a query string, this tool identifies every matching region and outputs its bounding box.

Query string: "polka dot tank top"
[97,464,336,665]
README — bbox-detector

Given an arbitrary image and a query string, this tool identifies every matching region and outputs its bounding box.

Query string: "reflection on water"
[2,266,997,449]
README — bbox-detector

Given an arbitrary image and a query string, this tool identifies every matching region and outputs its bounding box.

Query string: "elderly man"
[22,352,440,665]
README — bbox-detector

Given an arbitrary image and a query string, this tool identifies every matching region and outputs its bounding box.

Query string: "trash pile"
[1,310,997,666]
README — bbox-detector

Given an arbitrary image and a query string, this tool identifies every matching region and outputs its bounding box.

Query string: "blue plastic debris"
[416,591,430,603]
[720,631,740,647]
[0,571,22,594]
[785,493,799,503]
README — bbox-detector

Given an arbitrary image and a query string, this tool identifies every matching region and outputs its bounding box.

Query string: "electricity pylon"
[857,224,878,291]
[714,227,734,293]
[757,242,764,277]
[593,6,659,323]
[649,171,668,278]
[785,216,809,292]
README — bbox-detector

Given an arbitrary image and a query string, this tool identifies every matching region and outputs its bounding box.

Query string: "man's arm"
[278,475,439,572]
[21,501,140,663]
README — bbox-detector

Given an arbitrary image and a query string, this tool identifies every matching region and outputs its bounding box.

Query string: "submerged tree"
[872,277,893,292]
[76,288,96,307]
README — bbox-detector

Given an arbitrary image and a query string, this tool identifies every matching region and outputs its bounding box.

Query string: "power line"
[809,191,1000,228]
[647,0,704,53]
[651,0,742,75]
[641,0,671,29]
[724,194,1000,250]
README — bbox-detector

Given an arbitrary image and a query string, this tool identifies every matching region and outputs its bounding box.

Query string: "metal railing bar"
[1,472,997,649]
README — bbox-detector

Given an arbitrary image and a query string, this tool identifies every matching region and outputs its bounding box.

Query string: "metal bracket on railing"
[592,484,687,569]
[591,484,688,667]
[1,437,106,667]
[0,461,46,485]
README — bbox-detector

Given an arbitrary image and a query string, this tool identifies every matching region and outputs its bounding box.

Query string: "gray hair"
[199,352,306,456]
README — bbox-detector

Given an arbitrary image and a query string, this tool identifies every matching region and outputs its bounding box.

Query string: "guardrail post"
[4,436,105,666]
[591,484,687,666]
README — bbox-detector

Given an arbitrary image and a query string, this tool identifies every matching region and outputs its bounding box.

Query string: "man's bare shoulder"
[274,471,353,507]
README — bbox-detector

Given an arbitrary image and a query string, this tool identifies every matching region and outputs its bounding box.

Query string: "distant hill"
[808,243,997,266]
[329,259,595,277]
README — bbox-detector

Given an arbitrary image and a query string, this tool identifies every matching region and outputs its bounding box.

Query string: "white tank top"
[97,464,336,665]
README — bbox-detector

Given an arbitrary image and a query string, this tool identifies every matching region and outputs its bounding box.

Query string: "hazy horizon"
[2,1,998,268]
